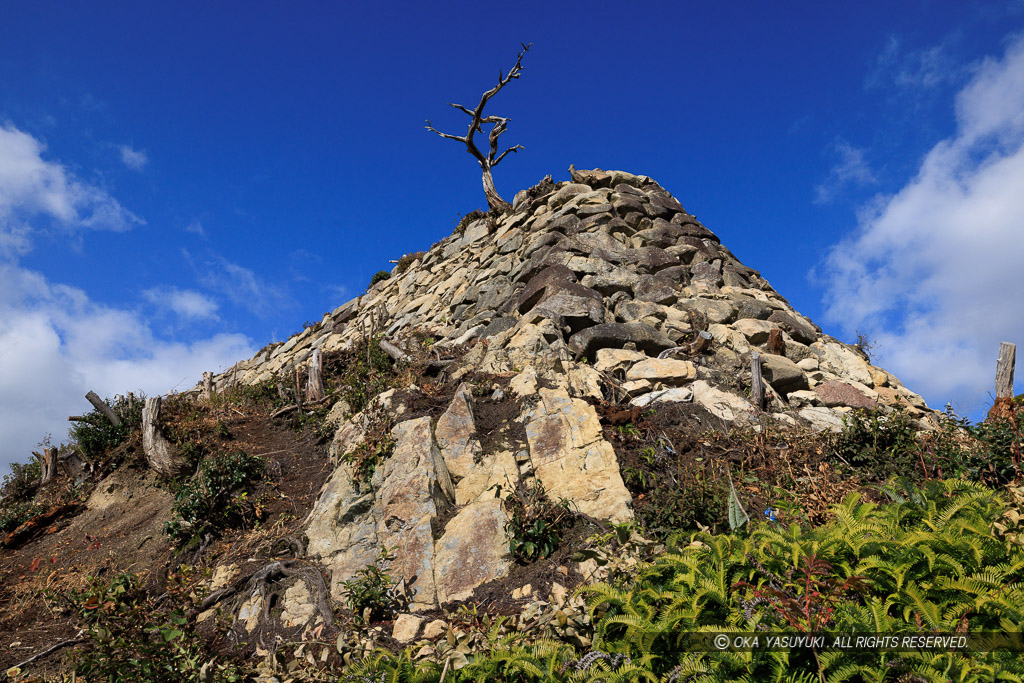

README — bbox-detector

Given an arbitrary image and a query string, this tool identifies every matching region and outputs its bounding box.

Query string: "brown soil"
[0,402,332,674]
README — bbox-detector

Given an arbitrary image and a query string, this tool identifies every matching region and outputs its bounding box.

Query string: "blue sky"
[2,1,1024,473]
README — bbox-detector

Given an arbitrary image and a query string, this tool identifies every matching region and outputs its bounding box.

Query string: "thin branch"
[427,43,531,169]
[7,633,85,674]
[424,120,467,144]
[494,144,523,166]
[448,102,475,117]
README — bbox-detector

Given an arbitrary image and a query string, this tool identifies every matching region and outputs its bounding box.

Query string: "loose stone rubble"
[194,168,936,619]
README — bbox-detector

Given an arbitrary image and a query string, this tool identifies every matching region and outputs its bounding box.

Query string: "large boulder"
[433,498,511,605]
[813,380,877,409]
[522,388,632,524]
[568,323,675,361]
[759,353,809,395]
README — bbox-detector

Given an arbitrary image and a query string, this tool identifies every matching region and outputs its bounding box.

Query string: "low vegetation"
[502,481,575,563]
[163,450,266,547]
[5,370,1024,682]
[340,546,405,624]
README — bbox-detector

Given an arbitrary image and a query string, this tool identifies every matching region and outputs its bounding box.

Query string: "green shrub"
[926,401,1024,485]
[164,450,265,546]
[0,459,45,534]
[827,405,921,481]
[340,546,405,623]
[344,405,395,483]
[68,394,145,460]
[337,335,396,415]
[220,377,288,411]
[502,482,574,563]
[369,270,391,287]
[65,571,242,682]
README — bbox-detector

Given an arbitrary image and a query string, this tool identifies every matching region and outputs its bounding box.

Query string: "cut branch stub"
[85,390,121,427]
[425,42,532,211]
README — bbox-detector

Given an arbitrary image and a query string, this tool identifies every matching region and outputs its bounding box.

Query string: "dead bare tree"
[425,42,532,212]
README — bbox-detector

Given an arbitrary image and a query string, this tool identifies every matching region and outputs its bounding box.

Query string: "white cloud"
[197,255,292,318]
[0,123,250,475]
[117,144,148,171]
[143,286,219,320]
[866,35,964,91]
[184,220,205,236]
[0,123,142,255]
[821,35,1024,414]
[814,139,877,204]
[0,263,253,474]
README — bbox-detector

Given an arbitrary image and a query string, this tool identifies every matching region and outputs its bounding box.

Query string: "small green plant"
[341,546,405,623]
[0,459,44,534]
[337,335,397,415]
[502,482,574,563]
[369,270,391,287]
[164,450,265,546]
[926,400,1024,484]
[344,404,395,483]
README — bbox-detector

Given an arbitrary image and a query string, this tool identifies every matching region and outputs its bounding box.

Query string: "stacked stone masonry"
[193,169,936,614]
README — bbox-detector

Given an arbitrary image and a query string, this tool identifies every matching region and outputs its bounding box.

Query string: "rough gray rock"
[568,322,675,360]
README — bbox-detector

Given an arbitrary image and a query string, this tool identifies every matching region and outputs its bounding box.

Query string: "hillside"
[2,168,1023,682]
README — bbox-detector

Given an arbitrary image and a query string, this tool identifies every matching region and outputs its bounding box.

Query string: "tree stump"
[34,448,58,484]
[996,342,1016,399]
[750,352,765,411]
[142,397,185,477]
[306,349,324,403]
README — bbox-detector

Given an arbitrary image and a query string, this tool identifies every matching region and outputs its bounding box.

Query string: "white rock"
[625,358,697,383]
[732,319,774,344]
[392,614,425,643]
[593,348,647,374]
[799,407,846,432]
[691,381,754,422]
[796,357,819,371]
[630,386,693,407]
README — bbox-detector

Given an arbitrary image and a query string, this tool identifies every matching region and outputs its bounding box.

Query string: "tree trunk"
[306,349,324,403]
[85,390,121,427]
[142,397,184,477]
[481,166,508,212]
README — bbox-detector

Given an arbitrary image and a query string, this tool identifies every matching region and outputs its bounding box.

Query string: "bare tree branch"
[425,43,532,211]
[494,144,523,166]
[448,102,475,117]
